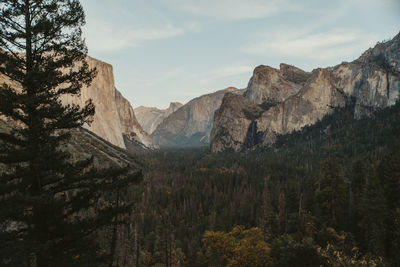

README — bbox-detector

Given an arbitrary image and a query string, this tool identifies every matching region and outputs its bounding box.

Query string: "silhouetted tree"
[0,1,141,266]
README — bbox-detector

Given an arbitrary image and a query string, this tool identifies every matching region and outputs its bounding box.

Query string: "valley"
[122,101,400,266]
[0,1,399,265]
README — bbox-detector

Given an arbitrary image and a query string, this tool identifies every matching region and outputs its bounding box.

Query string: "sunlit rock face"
[1,56,155,149]
[61,57,126,148]
[61,56,156,149]
[134,102,183,134]
[211,32,400,152]
[151,87,242,148]
[244,64,309,105]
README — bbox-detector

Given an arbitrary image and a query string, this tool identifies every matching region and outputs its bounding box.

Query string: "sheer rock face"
[115,90,157,149]
[61,57,126,148]
[210,93,261,152]
[151,87,241,148]
[1,56,154,150]
[211,33,400,152]
[134,102,183,134]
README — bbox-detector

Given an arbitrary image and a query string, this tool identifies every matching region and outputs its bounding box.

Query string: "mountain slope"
[0,119,142,168]
[134,102,183,134]
[151,87,241,147]
[211,32,400,152]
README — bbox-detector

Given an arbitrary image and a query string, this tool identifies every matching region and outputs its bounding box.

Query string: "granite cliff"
[0,56,155,150]
[115,90,157,149]
[151,87,241,147]
[211,32,400,152]
[244,64,310,105]
[134,102,183,134]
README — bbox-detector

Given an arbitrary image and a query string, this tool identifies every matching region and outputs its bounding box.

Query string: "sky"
[80,0,400,109]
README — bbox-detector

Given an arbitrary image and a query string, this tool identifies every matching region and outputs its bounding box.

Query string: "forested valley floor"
[115,102,400,267]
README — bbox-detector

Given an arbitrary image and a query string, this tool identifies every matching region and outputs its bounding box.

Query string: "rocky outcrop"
[134,102,183,134]
[244,64,309,105]
[1,55,155,150]
[210,93,263,152]
[115,90,157,149]
[211,32,400,152]
[151,87,241,147]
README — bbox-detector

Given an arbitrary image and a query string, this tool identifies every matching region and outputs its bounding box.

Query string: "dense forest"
[113,101,400,267]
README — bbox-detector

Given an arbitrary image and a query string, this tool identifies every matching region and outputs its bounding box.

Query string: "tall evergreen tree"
[0,1,141,266]
[315,156,348,228]
[378,148,400,263]
[359,172,387,257]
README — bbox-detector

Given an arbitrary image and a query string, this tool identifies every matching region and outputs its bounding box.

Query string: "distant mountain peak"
[150,87,240,148]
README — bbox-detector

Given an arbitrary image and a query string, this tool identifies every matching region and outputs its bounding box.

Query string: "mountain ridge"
[150,87,242,148]
[134,102,183,134]
[210,32,400,152]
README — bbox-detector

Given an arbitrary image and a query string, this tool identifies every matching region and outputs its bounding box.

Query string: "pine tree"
[315,156,348,228]
[348,159,366,236]
[378,148,400,263]
[0,1,141,266]
[359,172,387,257]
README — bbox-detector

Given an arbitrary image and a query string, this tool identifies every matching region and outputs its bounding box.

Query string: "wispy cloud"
[130,64,252,106]
[84,21,184,53]
[167,0,297,20]
[214,65,254,77]
[244,29,379,61]
[137,64,252,87]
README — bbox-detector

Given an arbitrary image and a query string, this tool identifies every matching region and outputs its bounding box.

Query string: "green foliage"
[0,1,141,266]
[270,235,323,267]
[200,226,271,267]
[242,105,264,121]
[317,228,383,267]
[315,156,348,227]
[127,102,400,266]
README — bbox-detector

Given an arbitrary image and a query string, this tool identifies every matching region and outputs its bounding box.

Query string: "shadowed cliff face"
[134,102,183,134]
[211,32,400,152]
[0,56,154,150]
[210,92,262,152]
[151,87,241,148]
[115,90,158,149]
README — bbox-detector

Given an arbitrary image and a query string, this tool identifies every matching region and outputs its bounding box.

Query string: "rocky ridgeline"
[150,87,242,147]
[134,102,183,134]
[0,56,156,150]
[210,32,400,152]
